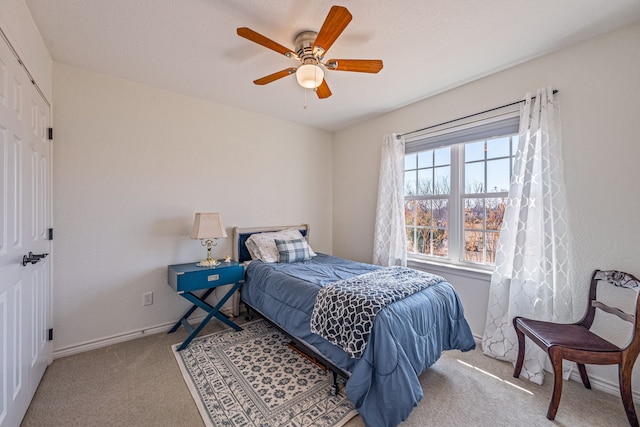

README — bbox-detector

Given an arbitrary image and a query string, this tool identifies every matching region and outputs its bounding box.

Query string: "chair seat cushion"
[515,317,620,352]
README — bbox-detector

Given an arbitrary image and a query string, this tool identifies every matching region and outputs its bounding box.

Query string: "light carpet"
[172,319,357,427]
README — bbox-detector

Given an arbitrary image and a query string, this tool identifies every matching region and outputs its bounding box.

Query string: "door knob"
[22,252,49,266]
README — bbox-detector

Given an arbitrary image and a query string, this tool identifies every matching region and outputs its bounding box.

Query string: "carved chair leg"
[547,348,564,421]
[577,363,591,389]
[513,319,525,378]
[619,362,639,427]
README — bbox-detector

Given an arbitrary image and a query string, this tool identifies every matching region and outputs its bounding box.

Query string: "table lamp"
[190,212,227,267]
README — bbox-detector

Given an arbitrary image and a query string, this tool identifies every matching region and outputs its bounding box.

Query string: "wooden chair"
[513,269,640,427]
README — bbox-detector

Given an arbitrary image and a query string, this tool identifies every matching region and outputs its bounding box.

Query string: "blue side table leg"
[174,283,243,351]
[168,288,215,334]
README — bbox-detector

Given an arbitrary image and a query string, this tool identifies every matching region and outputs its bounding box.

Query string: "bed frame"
[232,224,349,395]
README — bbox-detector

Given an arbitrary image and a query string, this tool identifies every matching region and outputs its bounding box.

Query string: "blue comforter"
[241,254,476,427]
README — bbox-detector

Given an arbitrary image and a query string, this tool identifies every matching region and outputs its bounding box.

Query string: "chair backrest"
[581,270,640,350]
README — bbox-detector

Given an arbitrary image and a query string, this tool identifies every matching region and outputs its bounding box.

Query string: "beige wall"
[333,22,640,393]
[52,63,333,353]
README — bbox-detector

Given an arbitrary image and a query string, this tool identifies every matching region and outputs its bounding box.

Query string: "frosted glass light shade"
[296,64,324,89]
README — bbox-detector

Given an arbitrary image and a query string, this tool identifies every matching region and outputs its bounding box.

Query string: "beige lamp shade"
[190,213,228,240]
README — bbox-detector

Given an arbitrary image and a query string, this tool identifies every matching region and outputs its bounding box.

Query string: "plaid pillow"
[275,238,312,263]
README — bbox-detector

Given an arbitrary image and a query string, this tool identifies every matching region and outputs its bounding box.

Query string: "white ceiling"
[24,0,640,132]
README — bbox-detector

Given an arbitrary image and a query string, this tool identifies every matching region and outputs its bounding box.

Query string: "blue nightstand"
[167,261,244,350]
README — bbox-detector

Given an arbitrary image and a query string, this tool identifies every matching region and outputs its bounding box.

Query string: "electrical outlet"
[143,292,153,306]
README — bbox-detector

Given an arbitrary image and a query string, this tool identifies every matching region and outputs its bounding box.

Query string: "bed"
[233,225,476,427]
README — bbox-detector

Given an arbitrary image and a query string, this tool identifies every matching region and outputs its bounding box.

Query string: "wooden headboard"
[232,224,310,263]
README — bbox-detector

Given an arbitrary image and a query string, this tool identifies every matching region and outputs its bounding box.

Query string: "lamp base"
[196,258,220,268]
[196,238,220,267]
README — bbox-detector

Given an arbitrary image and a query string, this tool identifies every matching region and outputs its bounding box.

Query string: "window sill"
[407,258,492,282]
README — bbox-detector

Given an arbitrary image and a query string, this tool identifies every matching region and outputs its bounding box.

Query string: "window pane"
[406,227,416,252]
[464,198,484,230]
[485,231,500,265]
[433,228,448,257]
[416,200,432,227]
[486,198,505,231]
[465,140,484,162]
[486,136,510,159]
[404,154,416,171]
[405,200,416,226]
[487,158,510,193]
[417,169,432,195]
[434,166,450,195]
[434,147,450,166]
[417,228,431,255]
[404,170,417,195]
[433,199,448,228]
[465,162,484,193]
[417,151,432,168]
[464,230,484,263]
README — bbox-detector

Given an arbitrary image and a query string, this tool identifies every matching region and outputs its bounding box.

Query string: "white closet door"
[0,33,53,427]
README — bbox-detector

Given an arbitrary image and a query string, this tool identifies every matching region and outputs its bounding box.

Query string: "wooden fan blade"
[313,6,352,54]
[315,79,332,99]
[326,59,383,73]
[237,27,295,57]
[253,68,297,85]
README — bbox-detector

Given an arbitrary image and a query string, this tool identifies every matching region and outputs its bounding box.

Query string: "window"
[404,114,519,268]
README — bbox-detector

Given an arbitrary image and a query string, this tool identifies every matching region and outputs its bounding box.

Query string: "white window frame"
[404,108,520,272]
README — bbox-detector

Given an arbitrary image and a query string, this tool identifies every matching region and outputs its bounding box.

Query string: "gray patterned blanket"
[310,266,445,358]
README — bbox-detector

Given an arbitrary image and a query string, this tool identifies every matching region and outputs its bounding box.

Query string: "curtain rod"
[397,89,558,139]
[0,25,50,107]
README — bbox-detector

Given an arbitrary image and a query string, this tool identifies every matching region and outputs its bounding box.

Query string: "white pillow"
[245,238,260,260]
[246,228,316,263]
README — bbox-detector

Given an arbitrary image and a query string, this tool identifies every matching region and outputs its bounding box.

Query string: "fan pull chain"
[303,88,308,109]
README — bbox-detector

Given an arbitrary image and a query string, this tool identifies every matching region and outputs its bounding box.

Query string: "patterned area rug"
[172,319,357,427]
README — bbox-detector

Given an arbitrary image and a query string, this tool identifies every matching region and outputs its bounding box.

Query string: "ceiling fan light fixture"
[237,6,381,99]
[296,64,324,89]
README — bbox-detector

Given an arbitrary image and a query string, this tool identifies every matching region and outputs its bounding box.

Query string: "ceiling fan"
[237,5,383,99]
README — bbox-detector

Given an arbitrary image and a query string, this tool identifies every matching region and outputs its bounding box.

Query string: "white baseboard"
[52,309,234,359]
[567,368,640,403]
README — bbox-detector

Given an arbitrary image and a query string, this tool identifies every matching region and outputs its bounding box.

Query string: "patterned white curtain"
[372,133,407,267]
[482,87,573,384]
